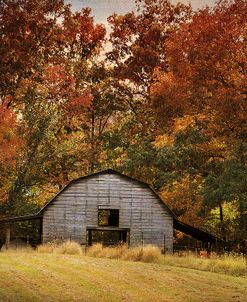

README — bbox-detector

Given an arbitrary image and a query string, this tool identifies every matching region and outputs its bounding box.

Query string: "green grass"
[0,250,247,302]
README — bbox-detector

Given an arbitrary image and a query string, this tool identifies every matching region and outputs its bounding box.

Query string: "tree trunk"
[90,107,95,173]
[219,203,226,241]
[5,226,11,250]
[239,203,247,238]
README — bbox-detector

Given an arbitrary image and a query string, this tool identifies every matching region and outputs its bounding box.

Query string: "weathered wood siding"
[42,172,173,251]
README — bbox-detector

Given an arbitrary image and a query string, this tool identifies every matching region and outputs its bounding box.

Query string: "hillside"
[0,252,246,302]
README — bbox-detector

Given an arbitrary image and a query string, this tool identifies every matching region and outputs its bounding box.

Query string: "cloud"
[172,0,216,9]
[67,0,217,25]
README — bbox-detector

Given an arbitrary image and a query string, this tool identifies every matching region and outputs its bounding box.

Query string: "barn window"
[98,209,119,227]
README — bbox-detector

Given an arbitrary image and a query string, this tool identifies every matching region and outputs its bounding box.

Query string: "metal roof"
[37,168,176,217]
[174,219,224,244]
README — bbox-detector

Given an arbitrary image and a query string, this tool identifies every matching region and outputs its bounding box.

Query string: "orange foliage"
[161,176,203,227]
[0,102,22,201]
[151,0,247,138]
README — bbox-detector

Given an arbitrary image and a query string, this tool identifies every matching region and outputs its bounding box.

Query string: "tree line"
[0,0,246,242]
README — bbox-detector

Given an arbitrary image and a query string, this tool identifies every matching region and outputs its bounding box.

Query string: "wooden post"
[85,230,88,255]
[163,234,166,255]
[39,217,43,244]
[5,226,10,250]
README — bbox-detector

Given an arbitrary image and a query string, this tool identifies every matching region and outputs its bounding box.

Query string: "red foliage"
[151,0,247,137]
[0,0,106,104]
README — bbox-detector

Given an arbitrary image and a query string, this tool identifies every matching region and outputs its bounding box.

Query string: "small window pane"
[98,209,119,227]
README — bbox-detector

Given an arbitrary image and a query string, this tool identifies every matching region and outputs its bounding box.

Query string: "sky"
[66,0,217,24]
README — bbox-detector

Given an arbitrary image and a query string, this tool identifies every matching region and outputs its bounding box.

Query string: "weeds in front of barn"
[86,244,247,276]
[2,241,246,276]
[36,240,82,255]
[163,252,247,276]
[86,243,162,263]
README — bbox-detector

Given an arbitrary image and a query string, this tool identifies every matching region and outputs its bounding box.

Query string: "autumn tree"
[151,0,247,135]
[70,62,129,173]
[107,0,247,240]
[107,0,192,133]
[149,0,247,238]
[0,0,106,230]
[0,0,105,103]
[0,104,23,207]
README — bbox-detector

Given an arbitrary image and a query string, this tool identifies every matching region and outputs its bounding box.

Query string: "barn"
[0,169,223,252]
[40,169,174,252]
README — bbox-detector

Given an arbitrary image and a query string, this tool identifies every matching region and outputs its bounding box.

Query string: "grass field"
[0,251,246,302]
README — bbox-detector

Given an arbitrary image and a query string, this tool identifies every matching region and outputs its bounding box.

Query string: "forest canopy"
[0,0,246,242]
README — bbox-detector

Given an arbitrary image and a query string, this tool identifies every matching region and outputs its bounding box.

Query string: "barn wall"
[42,172,173,252]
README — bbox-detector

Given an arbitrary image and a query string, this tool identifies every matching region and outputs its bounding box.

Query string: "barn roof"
[0,214,42,224]
[38,168,175,217]
[174,219,224,244]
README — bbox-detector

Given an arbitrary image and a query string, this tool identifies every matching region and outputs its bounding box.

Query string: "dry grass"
[54,240,83,255]
[87,244,247,276]
[1,245,35,253]
[86,243,128,259]
[1,252,247,302]
[164,252,247,276]
[87,244,163,263]
[36,242,56,253]
[37,240,82,255]
[19,241,247,276]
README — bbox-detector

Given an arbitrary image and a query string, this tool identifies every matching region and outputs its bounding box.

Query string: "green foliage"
[203,201,240,240]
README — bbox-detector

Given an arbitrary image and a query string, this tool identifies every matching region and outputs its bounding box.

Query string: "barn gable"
[39,169,174,216]
[41,169,174,251]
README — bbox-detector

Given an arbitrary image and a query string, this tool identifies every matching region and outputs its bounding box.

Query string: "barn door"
[87,229,128,246]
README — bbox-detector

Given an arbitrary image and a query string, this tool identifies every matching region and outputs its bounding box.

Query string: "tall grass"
[164,252,247,276]
[6,241,246,276]
[87,244,247,276]
[86,243,162,263]
[37,240,82,255]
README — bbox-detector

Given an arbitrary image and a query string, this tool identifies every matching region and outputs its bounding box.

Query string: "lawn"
[0,251,246,302]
